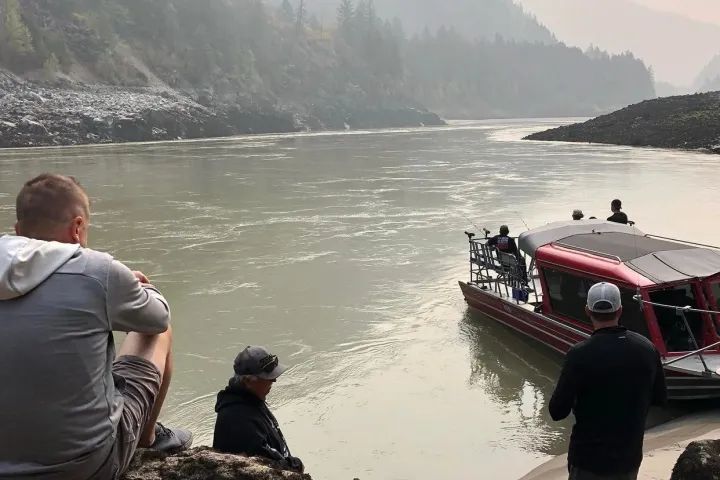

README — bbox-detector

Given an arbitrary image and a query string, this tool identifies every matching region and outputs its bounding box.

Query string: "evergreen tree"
[295,0,305,34]
[280,0,294,22]
[354,0,368,28]
[3,0,34,55]
[337,0,354,28]
[366,0,377,29]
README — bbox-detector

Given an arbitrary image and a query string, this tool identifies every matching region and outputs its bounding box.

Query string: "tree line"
[0,0,655,117]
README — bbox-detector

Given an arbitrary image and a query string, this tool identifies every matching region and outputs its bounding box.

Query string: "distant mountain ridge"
[517,0,720,85]
[694,53,720,92]
[0,0,657,148]
[279,0,556,44]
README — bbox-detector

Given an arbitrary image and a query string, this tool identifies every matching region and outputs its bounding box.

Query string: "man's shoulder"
[625,330,658,351]
[55,247,113,277]
[567,339,592,359]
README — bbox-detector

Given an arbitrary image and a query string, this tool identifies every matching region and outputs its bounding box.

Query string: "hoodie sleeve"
[106,260,170,333]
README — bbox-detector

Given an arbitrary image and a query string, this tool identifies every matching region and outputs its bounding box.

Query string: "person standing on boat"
[487,225,520,258]
[607,199,629,224]
[549,282,667,480]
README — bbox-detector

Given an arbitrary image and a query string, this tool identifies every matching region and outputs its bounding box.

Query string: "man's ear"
[14,222,19,236]
[70,216,84,244]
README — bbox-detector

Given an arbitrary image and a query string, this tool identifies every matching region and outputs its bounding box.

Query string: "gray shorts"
[95,355,161,479]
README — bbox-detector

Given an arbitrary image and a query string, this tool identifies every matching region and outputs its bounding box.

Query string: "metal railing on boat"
[633,295,720,375]
[465,231,540,305]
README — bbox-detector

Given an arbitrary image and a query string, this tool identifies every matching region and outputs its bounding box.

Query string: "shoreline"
[524,91,720,155]
[0,72,445,149]
[520,409,720,480]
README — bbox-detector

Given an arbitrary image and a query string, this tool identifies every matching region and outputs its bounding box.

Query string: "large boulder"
[670,439,720,480]
[122,447,311,480]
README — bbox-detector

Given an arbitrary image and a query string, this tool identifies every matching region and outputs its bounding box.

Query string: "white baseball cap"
[587,282,622,313]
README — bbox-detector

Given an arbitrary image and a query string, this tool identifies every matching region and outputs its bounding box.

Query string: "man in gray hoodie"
[0,174,192,479]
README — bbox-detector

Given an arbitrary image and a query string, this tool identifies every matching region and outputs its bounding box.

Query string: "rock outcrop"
[670,439,720,480]
[122,447,311,480]
[524,91,720,153]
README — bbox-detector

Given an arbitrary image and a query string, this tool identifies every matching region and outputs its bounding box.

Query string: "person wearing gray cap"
[213,346,303,472]
[549,282,666,480]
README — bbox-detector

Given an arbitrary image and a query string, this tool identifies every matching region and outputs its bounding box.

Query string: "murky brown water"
[1,120,718,479]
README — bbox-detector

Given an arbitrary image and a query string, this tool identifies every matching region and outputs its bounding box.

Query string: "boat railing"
[645,234,720,251]
[663,341,720,368]
[465,231,540,305]
[633,295,720,375]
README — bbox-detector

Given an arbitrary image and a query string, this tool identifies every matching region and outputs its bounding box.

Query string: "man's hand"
[288,456,304,473]
[133,271,150,284]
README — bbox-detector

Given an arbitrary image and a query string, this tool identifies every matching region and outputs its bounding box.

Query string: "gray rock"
[670,439,720,480]
[122,447,311,480]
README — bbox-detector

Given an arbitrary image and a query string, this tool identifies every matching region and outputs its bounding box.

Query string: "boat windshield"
[706,281,720,332]
[709,282,720,311]
[542,268,650,338]
[649,285,704,352]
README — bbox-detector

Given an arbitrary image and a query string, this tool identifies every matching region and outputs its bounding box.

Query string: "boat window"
[710,282,720,310]
[543,268,593,325]
[617,289,651,339]
[543,268,651,338]
[649,285,704,352]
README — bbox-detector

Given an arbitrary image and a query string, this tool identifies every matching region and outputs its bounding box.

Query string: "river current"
[1,119,719,479]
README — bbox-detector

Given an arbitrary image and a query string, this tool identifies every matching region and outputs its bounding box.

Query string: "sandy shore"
[520,409,720,480]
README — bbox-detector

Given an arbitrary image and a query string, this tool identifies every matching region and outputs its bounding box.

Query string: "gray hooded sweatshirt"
[0,235,170,479]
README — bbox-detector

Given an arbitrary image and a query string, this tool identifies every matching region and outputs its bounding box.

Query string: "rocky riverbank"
[122,447,311,480]
[524,91,720,153]
[0,72,444,148]
[521,409,720,480]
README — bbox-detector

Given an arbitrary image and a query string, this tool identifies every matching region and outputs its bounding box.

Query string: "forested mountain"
[0,0,655,121]
[517,0,720,86]
[404,32,654,117]
[273,0,556,44]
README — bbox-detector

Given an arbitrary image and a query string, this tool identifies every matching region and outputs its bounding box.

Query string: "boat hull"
[459,281,720,400]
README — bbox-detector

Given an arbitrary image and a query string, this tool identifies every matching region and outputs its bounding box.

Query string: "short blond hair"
[16,174,90,235]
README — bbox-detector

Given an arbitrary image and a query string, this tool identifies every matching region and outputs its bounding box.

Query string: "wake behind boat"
[459,220,720,400]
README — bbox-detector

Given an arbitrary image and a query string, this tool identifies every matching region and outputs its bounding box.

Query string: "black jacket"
[549,326,667,474]
[487,234,519,257]
[607,212,629,224]
[213,384,302,471]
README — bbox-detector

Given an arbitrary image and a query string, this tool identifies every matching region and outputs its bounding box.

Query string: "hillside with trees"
[273,0,556,44]
[0,0,656,147]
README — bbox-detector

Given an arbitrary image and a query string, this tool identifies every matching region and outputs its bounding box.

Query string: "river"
[1,119,719,479]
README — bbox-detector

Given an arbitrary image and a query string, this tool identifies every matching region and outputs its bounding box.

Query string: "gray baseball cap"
[587,282,622,313]
[233,346,287,380]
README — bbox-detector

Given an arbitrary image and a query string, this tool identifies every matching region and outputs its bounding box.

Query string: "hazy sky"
[517,0,720,85]
[631,0,720,26]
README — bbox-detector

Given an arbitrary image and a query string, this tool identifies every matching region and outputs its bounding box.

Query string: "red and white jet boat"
[459,220,720,400]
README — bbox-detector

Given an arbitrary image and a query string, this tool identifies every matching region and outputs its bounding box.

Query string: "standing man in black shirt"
[607,199,629,224]
[549,282,667,480]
